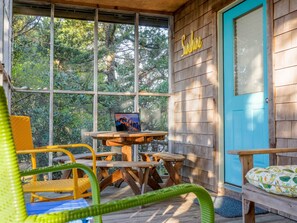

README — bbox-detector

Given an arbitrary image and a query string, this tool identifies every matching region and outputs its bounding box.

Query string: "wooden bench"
[53,151,118,179]
[229,148,297,223]
[140,152,185,187]
[73,159,160,195]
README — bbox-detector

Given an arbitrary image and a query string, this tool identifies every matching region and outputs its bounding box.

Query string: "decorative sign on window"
[181,31,203,57]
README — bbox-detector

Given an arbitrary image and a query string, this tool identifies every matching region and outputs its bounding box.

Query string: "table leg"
[104,154,115,161]
[140,153,163,183]
[122,145,132,161]
[119,167,153,195]
[100,169,122,191]
[121,168,141,195]
[97,167,110,181]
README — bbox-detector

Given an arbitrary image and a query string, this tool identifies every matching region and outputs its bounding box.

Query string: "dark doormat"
[194,196,268,218]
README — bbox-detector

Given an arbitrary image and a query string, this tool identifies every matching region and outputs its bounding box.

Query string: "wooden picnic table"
[84,131,168,194]
[84,131,167,161]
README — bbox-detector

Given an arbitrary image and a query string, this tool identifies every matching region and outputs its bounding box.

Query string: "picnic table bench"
[53,151,118,179]
[140,152,185,187]
[73,159,160,195]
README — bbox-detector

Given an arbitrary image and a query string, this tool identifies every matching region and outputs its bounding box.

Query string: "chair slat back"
[0,87,27,222]
[10,116,34,151]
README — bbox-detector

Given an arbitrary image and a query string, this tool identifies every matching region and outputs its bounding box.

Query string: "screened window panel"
[138,96,168,154]
[11,92,50,168]
[54,17,94,91]
[97,23,134,92]
[139,96,168,131]
[12,15,50,89]
[11,8,170,160]
[97,95,134,151]
[97,95,134,131]
[53,94,93,147]
[139,26,169,93]
[234,7,263,96]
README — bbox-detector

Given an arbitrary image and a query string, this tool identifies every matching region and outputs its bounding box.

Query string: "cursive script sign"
[181,31,203,57]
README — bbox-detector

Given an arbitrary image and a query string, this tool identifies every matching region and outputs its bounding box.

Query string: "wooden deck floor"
[24,182,296,222]
[99,183,296,223]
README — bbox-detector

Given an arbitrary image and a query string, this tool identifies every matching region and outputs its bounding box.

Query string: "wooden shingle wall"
[172,0,215,191]
[173,0,297,192]
[274,0,297,164]
[172,0,226,192]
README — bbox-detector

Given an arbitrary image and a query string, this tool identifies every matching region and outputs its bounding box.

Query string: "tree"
[12,12,169,173]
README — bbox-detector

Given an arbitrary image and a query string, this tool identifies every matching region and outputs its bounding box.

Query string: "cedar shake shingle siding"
[173,0,224,192]
[274,0,297,163]
[173,0,297,191]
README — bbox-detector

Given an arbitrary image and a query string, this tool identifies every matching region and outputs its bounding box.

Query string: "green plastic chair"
[0,86,214,223]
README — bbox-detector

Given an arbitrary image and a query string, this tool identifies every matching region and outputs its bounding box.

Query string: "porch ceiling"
[15,0,190,14]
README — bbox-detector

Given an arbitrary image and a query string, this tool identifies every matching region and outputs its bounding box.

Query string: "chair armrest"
[228,147,297,155]
[17,148,77,163]
[228,147,297,184]
[17,148,81,181]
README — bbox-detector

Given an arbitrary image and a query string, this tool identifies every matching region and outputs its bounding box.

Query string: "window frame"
[11,3,173,168]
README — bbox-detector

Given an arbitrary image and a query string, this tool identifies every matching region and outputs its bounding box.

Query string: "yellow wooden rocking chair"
[10,115,98,202]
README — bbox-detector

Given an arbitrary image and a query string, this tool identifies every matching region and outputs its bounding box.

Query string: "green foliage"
[140,96,168,131]
[139,26,169,93]
[11,92,50,168]
[12,13,169,170]
[12,15,51,89]
[54,19,94,91]
[53,94,93,147]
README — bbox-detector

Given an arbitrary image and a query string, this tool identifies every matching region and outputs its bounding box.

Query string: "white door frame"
[217,0,274,192]
[217,0,244,192]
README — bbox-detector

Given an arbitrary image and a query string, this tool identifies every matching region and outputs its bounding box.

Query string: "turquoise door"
[223,0,269,186]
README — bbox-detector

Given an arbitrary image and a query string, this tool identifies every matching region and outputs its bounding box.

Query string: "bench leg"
[137,166,162,191]
[140,154,163,183]
[243,198,255,223]
[141,168,150,194]
[164,161,182,187]
[150,167,163,183]
[114,179,124,188]
[147,176,162,190]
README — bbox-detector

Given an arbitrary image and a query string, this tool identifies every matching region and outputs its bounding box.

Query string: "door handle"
[265,98,269,103]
